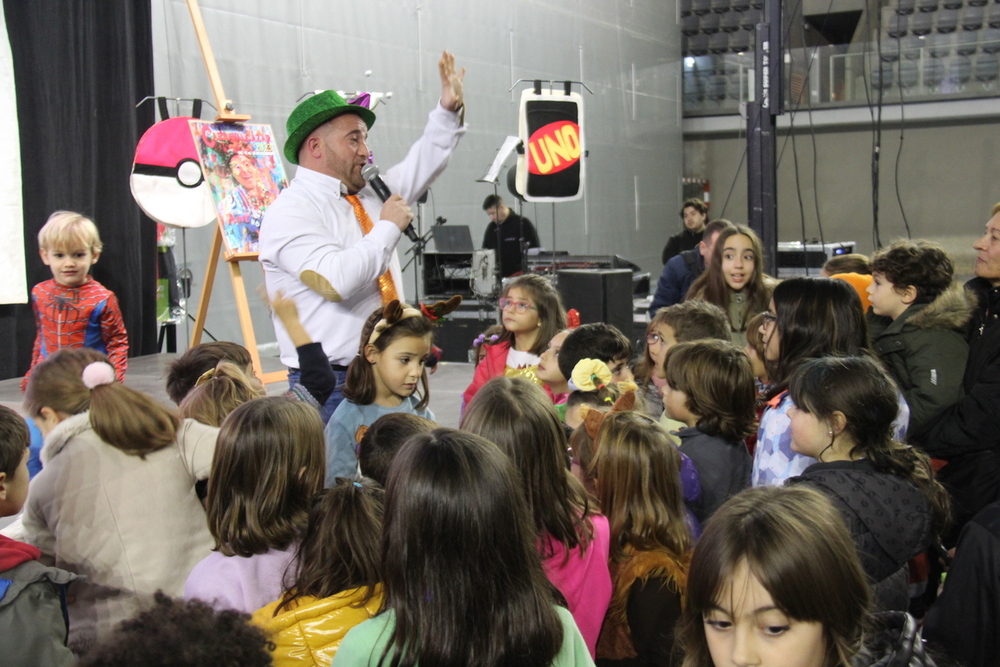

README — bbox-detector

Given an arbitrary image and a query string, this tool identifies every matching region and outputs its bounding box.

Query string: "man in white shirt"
[260,51,466,418]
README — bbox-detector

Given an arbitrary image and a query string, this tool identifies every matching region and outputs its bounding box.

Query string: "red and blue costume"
[21,278,128,390]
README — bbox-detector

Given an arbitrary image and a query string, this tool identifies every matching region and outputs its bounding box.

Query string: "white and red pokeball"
[130,117,216,229]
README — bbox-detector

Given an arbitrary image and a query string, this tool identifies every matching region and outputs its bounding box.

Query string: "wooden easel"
[185,0,286,385]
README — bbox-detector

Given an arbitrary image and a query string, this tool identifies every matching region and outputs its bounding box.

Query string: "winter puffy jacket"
[789,459,932,612]
[913,278,1000,539]
[21,412,218,653]
[868,283,975,436]
[252,585,383,666]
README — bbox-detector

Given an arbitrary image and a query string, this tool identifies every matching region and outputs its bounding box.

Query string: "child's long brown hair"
[789,355,951,537]
[207,397,326,557]
[344,305,433,410]
[686,225,772,332]
[275,477,383,614]
[461,376,594,558]
[24,348,179,456]
[592,411,692,561]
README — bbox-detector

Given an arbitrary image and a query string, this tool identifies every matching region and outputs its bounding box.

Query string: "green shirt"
[332,605,595,667]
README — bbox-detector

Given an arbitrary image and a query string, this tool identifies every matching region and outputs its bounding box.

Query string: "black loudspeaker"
[557,269,633,335]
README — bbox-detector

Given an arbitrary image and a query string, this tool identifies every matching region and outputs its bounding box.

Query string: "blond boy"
[21,212,127,390]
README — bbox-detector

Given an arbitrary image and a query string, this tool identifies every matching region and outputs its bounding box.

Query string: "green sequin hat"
[284,90,376,165]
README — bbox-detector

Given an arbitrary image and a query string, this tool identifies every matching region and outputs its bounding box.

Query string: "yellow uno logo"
[527,121,581,175]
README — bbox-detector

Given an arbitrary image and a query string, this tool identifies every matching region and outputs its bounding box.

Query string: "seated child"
[357,412,436,487]
[635,300,730,422]
[166,341,253,404]
[592,411,693,666]
[253,478,384,665]
[867,240,974,435]
[325,301,438,483]
[22,348,218,653]
[22,211,128,390]
[785,356,949,611]
[662,340,756,523]
[79,592,273,667]
[185,397,325,613]
[462,376,612,656]
[821,252,871,277]
[0,405,76,666]
[177,361,265,427]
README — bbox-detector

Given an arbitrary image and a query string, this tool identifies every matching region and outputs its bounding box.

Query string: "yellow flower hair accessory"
[570,358,613,394]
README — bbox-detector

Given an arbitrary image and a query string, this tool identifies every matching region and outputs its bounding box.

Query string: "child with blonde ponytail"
[21,347,218,655]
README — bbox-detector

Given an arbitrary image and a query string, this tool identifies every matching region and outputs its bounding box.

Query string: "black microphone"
[361,163,419,243]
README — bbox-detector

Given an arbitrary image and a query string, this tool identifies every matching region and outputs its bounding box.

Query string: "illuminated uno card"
[516,88,585,202]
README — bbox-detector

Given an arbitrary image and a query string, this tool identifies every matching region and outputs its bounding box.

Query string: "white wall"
[151,0,683,351]
[684,115,998,278]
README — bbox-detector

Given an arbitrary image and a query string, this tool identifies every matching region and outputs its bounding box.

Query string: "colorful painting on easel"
[188,121,287,255]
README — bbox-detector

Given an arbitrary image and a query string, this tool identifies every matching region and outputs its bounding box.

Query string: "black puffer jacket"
[868,283,975,436]
[853,612,939,667]
[913,278,1000,541]
[788,460,932,612]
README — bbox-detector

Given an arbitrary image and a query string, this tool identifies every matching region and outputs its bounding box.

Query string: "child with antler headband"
[323,297,459,485]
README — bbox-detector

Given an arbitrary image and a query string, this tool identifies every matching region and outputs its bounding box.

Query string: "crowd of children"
[3,206,997,667]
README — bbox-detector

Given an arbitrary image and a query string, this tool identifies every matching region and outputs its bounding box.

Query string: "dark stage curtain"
[0,1,156,381]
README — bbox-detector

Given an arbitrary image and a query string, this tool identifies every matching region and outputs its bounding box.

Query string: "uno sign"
[527,121,581,175]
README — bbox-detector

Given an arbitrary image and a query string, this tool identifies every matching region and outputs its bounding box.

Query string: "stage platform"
[0,353,472,429]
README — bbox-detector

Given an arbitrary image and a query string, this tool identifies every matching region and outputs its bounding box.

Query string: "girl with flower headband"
[324,298,458,484]
[568,358,703,538]
[462,274,568,409]
[21,347,219,653]
[185,397,325,614]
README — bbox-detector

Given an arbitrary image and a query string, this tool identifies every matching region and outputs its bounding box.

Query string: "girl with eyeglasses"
[462,274,567,409]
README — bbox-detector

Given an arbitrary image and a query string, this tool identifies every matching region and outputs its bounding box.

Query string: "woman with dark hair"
[333,428,594,667]
[751,278,892,487]
[462,377,612,656]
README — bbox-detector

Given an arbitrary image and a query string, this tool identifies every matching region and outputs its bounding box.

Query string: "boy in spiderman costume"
[20,212,128,390]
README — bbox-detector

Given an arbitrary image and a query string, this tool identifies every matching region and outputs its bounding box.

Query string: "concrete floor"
[0,353,471,428]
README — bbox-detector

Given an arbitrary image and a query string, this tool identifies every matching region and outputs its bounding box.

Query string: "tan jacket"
[22,412,218,653]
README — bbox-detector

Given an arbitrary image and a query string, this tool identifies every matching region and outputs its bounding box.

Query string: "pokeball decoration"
[516,88,585,202]
[130,117,217,228]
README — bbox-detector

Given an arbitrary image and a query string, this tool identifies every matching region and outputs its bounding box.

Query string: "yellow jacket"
[252,585,383,667]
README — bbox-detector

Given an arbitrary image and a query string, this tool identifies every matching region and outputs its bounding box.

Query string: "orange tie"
[345,194,399,305]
